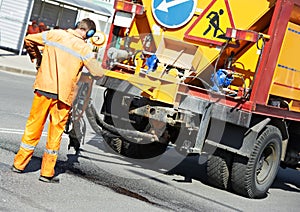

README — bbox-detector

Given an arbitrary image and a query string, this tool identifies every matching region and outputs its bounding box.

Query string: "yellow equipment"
[83,0,300,198]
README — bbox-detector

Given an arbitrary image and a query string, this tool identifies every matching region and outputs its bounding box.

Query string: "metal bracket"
[190,102,213,153]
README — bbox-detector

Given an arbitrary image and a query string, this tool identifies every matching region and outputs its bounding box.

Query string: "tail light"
[226,28,260,42]
[114,0,144,15]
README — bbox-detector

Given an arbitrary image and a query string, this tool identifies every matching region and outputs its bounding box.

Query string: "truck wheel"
[207,149,232,190]
[231,125,282,198]
[122,140,168,159]
[102,131,122,154]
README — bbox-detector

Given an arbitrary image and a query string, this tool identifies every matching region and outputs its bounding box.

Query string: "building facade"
[0,0,113,54]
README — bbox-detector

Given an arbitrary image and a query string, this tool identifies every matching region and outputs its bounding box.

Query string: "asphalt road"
[1,70,300,212]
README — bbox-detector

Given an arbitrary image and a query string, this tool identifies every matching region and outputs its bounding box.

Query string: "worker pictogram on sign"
[184,0,235,46]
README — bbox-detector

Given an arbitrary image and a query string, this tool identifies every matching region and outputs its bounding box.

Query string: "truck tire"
[122,140,168,159]
[101,89,168,159]
[101,131,122,154]
[231,125,282,198]
[207,149,232,190]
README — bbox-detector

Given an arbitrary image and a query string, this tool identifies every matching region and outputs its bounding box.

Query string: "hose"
[85,102,159,143]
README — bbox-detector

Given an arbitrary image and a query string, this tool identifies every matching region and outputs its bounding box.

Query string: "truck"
[72,0,300,198]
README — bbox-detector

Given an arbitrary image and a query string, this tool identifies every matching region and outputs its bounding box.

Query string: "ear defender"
[86,29,96,39]
[75,21,95,39]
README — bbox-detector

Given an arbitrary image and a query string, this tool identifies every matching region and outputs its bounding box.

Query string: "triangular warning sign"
[185,0,235,46]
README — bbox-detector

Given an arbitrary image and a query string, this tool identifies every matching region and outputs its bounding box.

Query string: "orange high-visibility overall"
[13,28,104,177]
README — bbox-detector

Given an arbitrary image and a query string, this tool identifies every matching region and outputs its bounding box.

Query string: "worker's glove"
[36,57,42,70]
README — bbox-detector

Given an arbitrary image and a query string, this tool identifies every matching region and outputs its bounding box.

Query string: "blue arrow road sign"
[152,0,197,29]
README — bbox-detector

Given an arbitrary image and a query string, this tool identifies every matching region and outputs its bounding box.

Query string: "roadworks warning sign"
[185,0,235,46]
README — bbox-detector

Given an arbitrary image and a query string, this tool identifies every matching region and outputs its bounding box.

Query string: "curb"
[0,66,36,76]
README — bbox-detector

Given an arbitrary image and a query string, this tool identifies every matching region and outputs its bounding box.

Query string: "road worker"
[38,22,47,32]
[12,18,105,183]
[27,20,40,35]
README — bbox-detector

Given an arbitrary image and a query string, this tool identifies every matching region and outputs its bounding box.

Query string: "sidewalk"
[0,49,36,75]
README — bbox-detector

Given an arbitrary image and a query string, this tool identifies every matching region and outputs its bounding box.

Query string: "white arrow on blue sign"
[152,0,197,29]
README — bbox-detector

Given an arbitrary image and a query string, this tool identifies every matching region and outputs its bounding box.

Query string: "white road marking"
[0,127,68,138]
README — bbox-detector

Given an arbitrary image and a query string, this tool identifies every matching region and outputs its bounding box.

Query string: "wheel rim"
[256,142,277,185]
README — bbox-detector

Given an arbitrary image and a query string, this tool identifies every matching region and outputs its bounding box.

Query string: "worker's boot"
[11,165,23,173]
[39,176,60,183]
